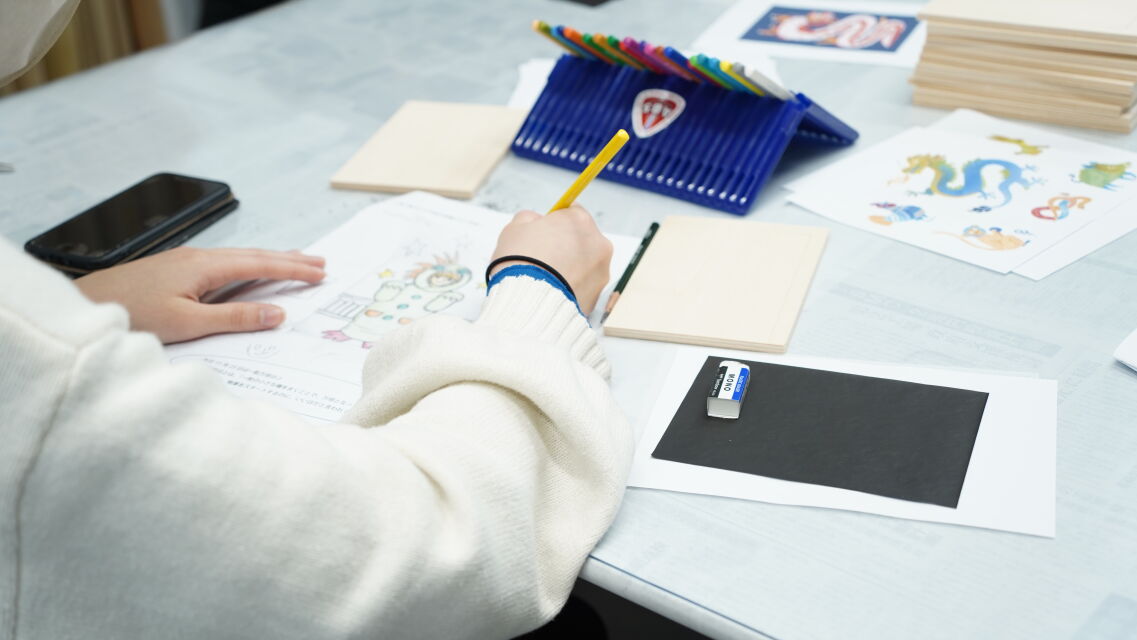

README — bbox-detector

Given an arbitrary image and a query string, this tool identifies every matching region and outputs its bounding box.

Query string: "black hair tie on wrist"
[485,255,576,299]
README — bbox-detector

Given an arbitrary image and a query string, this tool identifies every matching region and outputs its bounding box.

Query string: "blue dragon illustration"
[899,154,1040,208]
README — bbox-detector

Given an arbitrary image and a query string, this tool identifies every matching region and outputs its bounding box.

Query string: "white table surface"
[3,1,1137,638]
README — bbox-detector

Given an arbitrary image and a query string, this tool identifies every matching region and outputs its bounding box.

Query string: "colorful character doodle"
[989,135,1047,156]
[896,154,1040,208]
[1071,162,1135,190]
[746,7,917,51]
[320,254,473,348]
[940,225,1029,251]
[868,202,927,226]
[1031,194,1091,221]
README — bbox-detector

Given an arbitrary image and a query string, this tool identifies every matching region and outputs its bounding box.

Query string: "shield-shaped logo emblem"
[631,89,685,138]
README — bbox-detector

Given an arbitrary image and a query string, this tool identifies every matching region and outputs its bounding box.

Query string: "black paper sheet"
[651,356,990,508]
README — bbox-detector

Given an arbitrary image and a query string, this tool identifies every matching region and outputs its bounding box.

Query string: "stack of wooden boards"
[910,0,1137,132]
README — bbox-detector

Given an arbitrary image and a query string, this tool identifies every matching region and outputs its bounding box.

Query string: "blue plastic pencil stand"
[512,55,858,215]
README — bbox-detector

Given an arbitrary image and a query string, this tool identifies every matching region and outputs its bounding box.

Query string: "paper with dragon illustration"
[164,191,640,422]
[692,0,927,68]
[785,126,1137,273]
[931,109,1137,280]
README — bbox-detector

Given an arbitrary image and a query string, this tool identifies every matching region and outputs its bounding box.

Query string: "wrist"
[487,259,532,279]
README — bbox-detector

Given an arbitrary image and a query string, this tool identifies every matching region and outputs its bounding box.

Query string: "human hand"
[75,247,326,344]
[489,205,613,314]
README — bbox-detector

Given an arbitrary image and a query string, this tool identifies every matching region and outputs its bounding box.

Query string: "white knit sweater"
[0,238,633,639]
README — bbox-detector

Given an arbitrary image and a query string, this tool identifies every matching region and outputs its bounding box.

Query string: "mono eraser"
[706,360,750,419]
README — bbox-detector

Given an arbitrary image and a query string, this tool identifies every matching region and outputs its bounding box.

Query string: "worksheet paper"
[692,0,927,68]
[627,346,1057,537]
[786,124,1137,274]
[165,192,640,422]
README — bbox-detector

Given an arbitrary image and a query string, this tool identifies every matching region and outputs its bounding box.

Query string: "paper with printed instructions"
[786,117,1137,274]
[165,192,639,422]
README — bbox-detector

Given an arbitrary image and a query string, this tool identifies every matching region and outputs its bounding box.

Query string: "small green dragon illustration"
[1071,162,1135,190]
[897,154,1041,208]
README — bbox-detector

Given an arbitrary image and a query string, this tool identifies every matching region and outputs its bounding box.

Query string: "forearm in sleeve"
[16,276,632,640]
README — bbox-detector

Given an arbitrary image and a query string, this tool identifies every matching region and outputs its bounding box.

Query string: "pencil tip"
[600,311,610,324]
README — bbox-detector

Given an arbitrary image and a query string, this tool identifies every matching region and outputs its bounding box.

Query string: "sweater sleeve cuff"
[486,264,582,316]
[475,275,610,380]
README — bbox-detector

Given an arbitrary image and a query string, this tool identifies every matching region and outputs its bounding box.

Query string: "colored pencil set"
[532,21,793,101]
[513,23,859,215]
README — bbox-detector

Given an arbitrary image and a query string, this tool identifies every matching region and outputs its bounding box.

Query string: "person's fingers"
[210,248,317,260]
[286,249,322,264]
[510,210,541,224]
[563,205,599,230]
[561,204,590,216]
[191,301,287,337]
[208,248,326,267]
[549,203,589,218]
[199,255,326,292]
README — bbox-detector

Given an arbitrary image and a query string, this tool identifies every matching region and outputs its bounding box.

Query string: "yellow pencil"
[548,129,629,214]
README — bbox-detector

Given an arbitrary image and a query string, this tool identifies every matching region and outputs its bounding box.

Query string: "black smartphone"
[24,173,239,275]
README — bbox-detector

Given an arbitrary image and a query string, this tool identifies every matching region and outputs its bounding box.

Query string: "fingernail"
[260,307,285,327]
